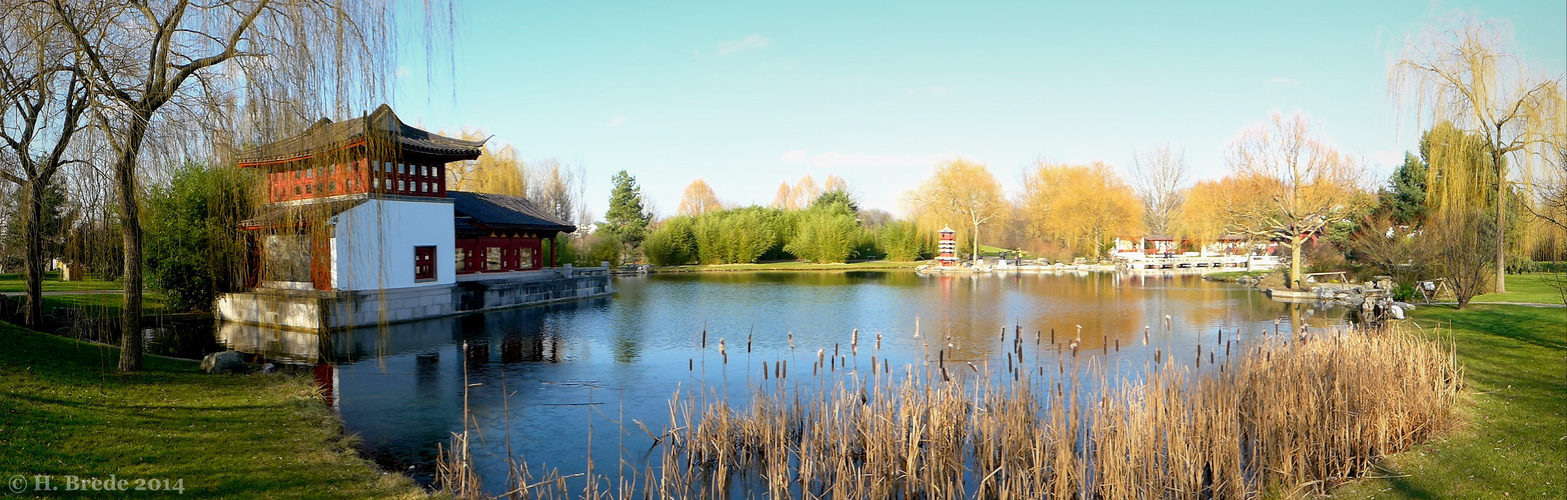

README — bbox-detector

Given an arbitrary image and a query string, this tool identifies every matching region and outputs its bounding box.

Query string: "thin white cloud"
[1370,150,1405,167]
[716,34,771,56]
[904,85,950,96]
[809,152,944,168]
[1265,77,1300,86]
[779,150,808,163]
[606,116,628,128]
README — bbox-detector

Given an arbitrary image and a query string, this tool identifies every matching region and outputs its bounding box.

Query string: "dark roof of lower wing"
[447,191,576,234]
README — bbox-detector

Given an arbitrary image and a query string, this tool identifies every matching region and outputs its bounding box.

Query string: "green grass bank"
[0,322,430,499]
[1471,273,1566,305]
[1336,304,1566,498]
[0,272,124,293]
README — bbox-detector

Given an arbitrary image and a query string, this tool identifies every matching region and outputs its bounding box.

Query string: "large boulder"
[201,351,247,374]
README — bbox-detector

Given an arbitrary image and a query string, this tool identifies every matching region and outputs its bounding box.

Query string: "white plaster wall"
[332,199,455,290]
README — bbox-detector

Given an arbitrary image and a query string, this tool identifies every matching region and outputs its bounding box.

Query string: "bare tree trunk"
[116,117,150,372]
[1494,148,1507,293]
[972,219,980,262]
[1290,241,1303,290]
[22,182,44,328]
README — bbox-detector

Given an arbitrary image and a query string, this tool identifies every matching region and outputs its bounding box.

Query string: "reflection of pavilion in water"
[216,299,604,364]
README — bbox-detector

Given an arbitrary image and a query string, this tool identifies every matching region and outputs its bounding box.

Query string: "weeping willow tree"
[0,2,93,328]
[906,158,1008,262]
[38,0,453,371]
[447,133,527,196]
[1391,14,1567,294]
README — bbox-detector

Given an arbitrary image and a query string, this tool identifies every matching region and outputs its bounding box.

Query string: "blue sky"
[391,1,1566,220]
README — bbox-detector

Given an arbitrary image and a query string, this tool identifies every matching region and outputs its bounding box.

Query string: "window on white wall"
[414,246,436,281]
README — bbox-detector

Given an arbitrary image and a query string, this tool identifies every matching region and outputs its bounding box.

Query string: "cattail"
[914,316,920,339]
[834,343,840,358]
[1000,327,1005,340]
[1115,338,1120,351]
[967,362,978,373]
[1070,341,1079,357]
[1165,314,1171,329]
[788,332,794,349]
[1155,349,1162,364]
[689,358,693,371]
[1144,326,1150,345]
[762,361,769,380]
[1051,328,1056,344]
[701,326,707,348]
[876,332,882,350]
[851,328,859,350]
[1209,351,1214,364]
[781,360,787,379]
[719,339,727,364]
[747,330,753,353]
[1075,324,1082,342]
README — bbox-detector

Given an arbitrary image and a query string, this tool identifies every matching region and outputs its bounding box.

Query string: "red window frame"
[414,246,436,281]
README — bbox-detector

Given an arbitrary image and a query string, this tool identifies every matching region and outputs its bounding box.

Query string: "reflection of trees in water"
[661,271,922,288]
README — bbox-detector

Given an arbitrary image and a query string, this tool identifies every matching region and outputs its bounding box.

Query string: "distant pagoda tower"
[937,227,958,267]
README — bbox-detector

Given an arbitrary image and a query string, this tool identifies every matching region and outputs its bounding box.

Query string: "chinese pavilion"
[236,104,576,292]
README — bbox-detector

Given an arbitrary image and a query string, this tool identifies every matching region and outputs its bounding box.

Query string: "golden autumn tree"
[1019,161,1144,258]
[771,182,796,210]
[823,174,849,194]
[446,132,526,196]
[793,175,821,208]
[678,178,722,216]
[1172,176,1254,249]
[1224,112,1369,289]
[1391,14,1566,293]
[906,158,1008,260]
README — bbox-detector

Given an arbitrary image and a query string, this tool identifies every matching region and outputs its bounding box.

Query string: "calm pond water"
[217,271,1344,492]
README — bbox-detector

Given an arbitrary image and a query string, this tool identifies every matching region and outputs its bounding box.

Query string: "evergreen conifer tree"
[604,171,650,249]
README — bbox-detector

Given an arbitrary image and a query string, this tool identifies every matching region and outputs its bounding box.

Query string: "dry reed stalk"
[479,321,1458,499]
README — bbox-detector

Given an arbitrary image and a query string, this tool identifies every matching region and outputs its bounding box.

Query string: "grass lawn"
[1335,304,1566,498]
[656,260,924,272]
[977,244,1034,258]
[37,292,172,317]
[1471,273,1566,305]
[1204,269,1273,281]
[0,271,125,293]
[0,322,431,499]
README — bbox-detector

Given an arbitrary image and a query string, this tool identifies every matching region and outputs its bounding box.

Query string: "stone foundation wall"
[216,266,612,332]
